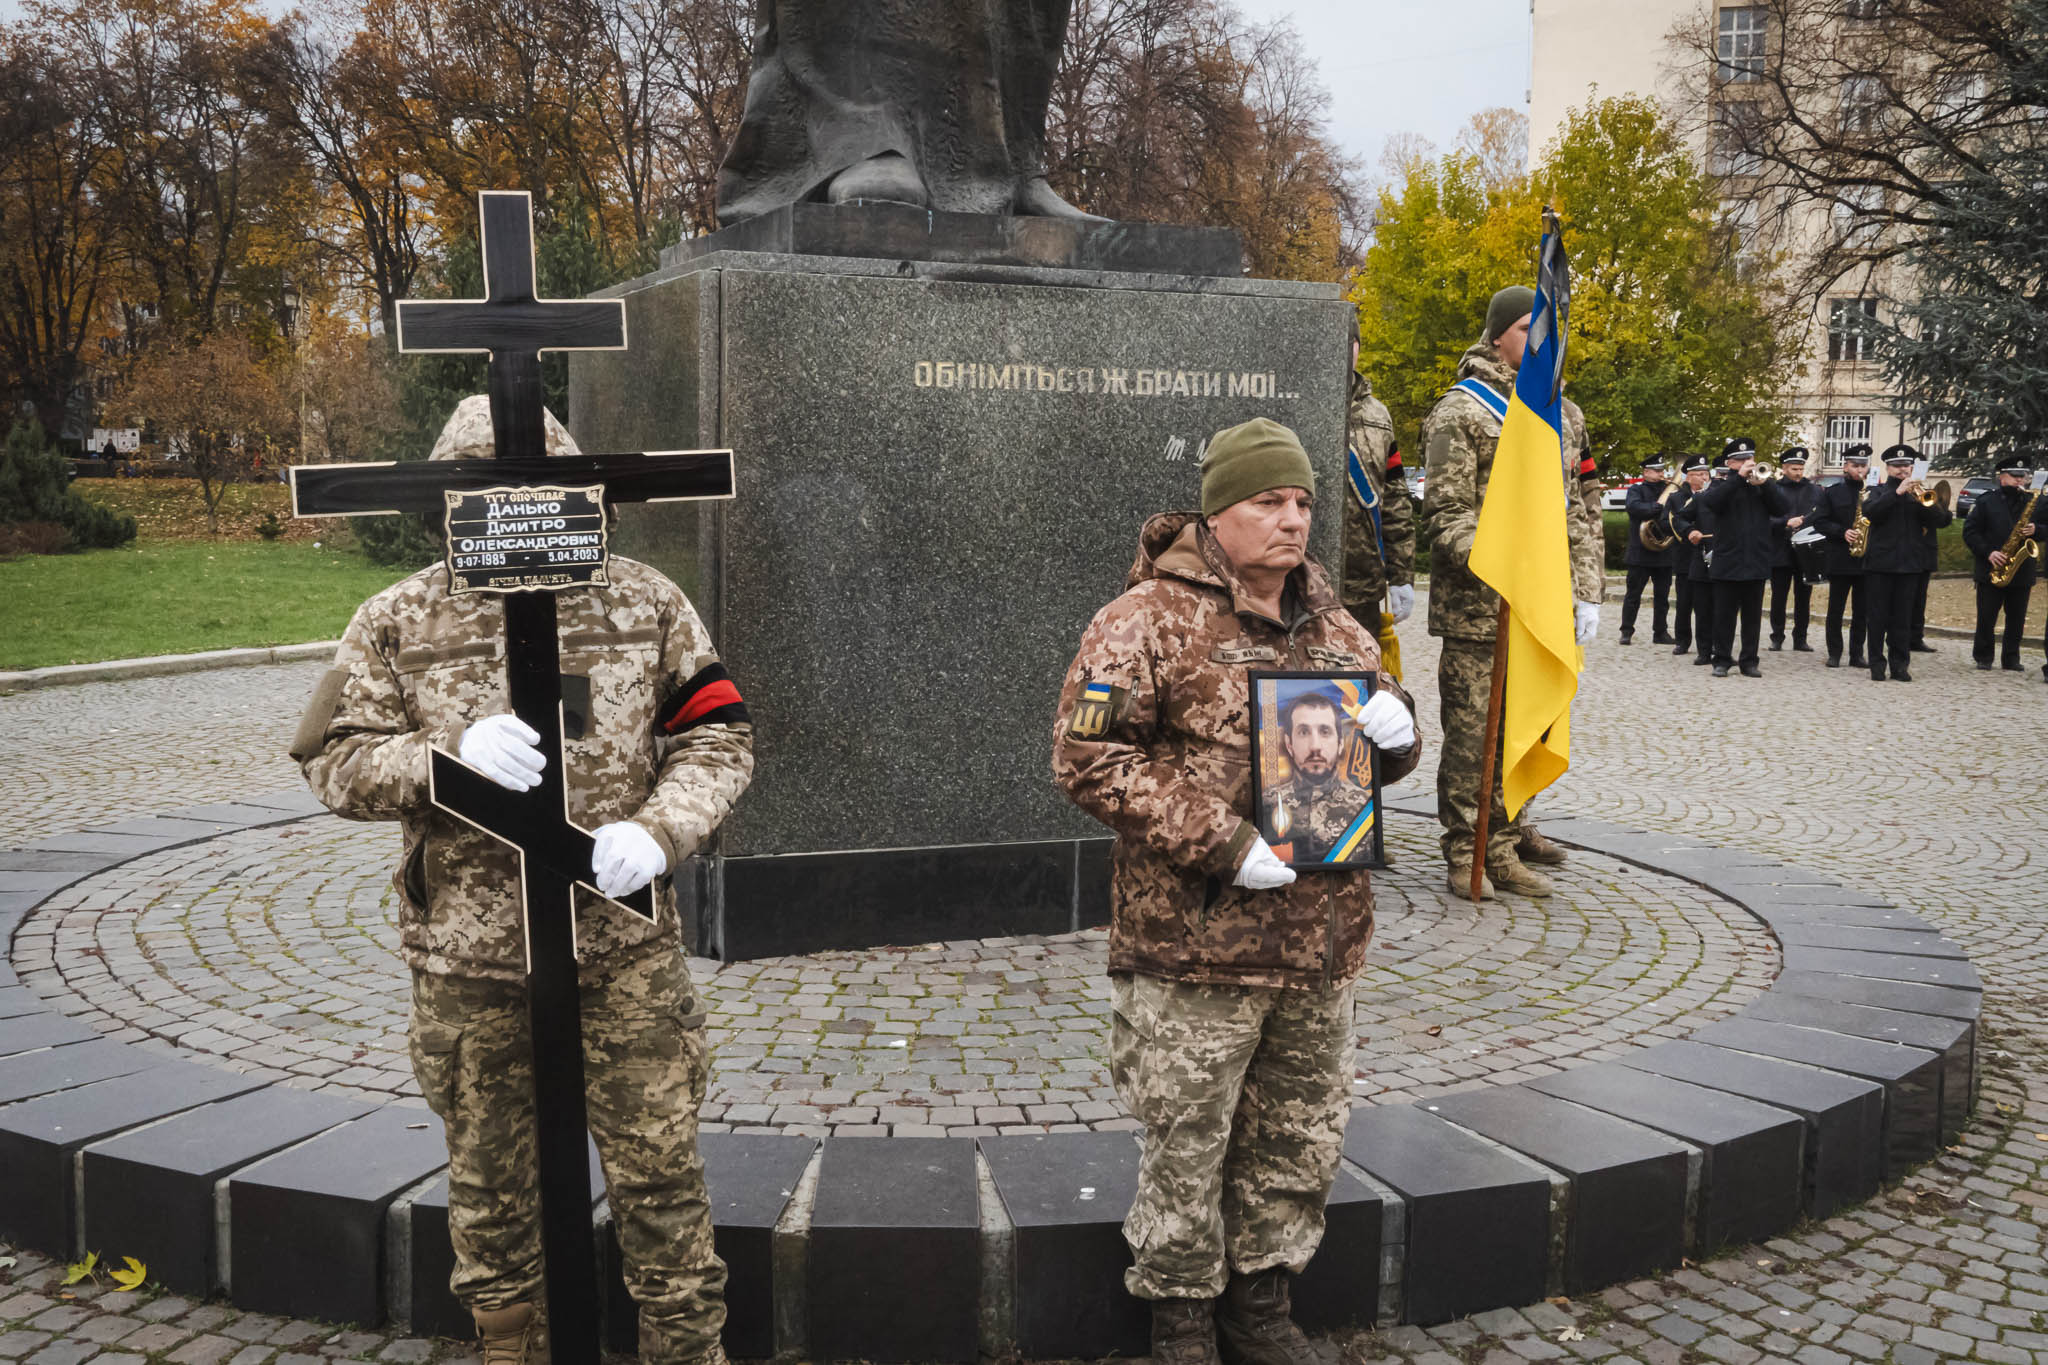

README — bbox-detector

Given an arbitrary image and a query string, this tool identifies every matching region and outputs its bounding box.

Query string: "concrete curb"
[0,641,339,694]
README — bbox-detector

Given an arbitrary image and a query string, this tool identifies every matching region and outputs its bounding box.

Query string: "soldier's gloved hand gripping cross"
[458,712,670,898]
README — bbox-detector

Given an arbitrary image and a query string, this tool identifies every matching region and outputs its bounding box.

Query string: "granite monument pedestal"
[572,234,1350,956]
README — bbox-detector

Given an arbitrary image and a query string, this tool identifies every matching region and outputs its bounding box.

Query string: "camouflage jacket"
[1051,513,1423,991]
[1339,377,1416,608]
[1420,342,1606,643]
[294,557,754,982]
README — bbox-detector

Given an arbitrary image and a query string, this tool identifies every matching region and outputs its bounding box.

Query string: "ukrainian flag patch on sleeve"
[1066,680,1128,740]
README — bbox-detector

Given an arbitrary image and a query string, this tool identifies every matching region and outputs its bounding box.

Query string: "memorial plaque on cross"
[289,190,734,1365]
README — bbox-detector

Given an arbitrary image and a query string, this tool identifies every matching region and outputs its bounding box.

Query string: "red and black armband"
[1385,445,1404,475]
[658,662,751,735]
[1578,452,1598,481]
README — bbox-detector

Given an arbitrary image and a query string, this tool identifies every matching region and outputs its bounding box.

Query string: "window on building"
[1842,0,1884,21]
[1932,73,1985,121]
[1920,420,1957,463]
[1831,184,1885,246]
[1718,7,1768,82]
[1720,197,1762,261]
[1826,414,1874,465]
[1840,74,1887,132]
[1710,102,1764,177]
[1828,298,1880,362]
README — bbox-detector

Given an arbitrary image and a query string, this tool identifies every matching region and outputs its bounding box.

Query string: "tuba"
[1990,486,2044,588]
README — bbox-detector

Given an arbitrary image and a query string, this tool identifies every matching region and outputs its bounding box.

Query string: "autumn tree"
[1351,98,1801,469]
[0,33,122,438]
[117,332,290,531]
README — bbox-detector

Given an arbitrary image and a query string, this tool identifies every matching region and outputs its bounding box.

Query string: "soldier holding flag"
[1420,222,1604,903]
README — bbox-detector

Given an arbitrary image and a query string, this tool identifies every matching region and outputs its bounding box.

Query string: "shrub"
[0,522,72,558]
[0,422,138,551]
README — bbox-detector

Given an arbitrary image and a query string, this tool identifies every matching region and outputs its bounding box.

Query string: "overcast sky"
[1235,0,1532,180]
[0,0,1531,175]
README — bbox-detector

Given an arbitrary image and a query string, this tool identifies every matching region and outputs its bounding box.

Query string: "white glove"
[1355,691,1416,751]
[1234,838,1297,890]
[1575,600,1601,646]
[458,714,545,792]
[1386,583,1415,624]
[591,821,668,899]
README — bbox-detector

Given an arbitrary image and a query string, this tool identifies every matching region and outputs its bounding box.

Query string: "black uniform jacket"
[1698,472,1791,581]
[1810,479,1869,577]
[1861,477,1946,574]
[1624,479,1680,569]
[1771,479,1822,569]
[1672,486,1716,583]
[1963,485,2044,588]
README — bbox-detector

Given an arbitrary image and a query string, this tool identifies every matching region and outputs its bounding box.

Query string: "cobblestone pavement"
[3,603,2045,1365]
[10,815,1772,1125]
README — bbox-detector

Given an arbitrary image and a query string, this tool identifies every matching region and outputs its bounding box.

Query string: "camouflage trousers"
[1435,636,1522,868]
[1109,971,1355,1300]
[408,945,726,1365]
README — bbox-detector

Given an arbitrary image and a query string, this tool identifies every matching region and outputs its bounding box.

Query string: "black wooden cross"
[290,191,733,1365]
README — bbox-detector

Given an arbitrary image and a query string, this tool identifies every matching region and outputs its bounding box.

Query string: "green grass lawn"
[0,541,411,671]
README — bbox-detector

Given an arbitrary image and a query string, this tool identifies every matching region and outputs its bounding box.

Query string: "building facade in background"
[1531,0,1942,475]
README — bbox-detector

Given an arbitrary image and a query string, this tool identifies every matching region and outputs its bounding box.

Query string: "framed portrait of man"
[1247,670,1385,871]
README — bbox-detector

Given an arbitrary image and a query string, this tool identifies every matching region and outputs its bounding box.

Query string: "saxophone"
[1989,486,2043,588]
[1848,484,1871,559]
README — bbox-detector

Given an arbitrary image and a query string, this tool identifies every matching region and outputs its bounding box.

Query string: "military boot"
[1216,1269,1325,1365]
[1151,1297,1222,1365]
[1515,829,1568,866]
[474,1305,547,1365]
[1446,859,1493,901]
[1487,856,1554,898]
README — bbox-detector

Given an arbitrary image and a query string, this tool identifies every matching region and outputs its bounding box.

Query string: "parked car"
[1600,474,1648,511]
[1408,471,1426,502]
[1953,477,1994,519]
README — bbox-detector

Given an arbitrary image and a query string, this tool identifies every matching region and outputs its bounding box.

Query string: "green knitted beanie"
[1484,285,1537,343]
[1200,418,1316,515]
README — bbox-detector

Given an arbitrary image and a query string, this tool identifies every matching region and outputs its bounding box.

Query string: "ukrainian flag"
[1466,209,1580,818]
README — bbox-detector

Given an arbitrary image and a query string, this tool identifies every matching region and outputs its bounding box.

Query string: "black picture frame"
[1247,669,1386,871]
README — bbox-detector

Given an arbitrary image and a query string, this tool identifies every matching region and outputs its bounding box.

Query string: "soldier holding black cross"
[289,193,748,1365]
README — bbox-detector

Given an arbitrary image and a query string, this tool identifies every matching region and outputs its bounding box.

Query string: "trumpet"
[1747,460,1777,484]
[1913,478,1953,511]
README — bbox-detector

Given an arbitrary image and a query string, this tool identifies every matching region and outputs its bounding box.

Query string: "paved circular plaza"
[3,609,2044,1365]
[11,807,1774,1131]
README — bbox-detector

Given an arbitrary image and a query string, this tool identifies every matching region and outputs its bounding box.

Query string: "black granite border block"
[808,1137,980,1363]
[0,1011,100,1057]
[1620,1041,1884,1216]
[1344,1105,1550,1326]
[82,1085,374,1297]
[0,1039,157,1105]
[228,1106,448,1325]
[982,1131,1148,1360]
[0,1064,270,1256]
[1419,1087,1689,1293]
[1525,1065,1804,1253]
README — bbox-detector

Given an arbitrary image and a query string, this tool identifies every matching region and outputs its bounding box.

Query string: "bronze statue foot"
[826,154,929,209]
[1014,175,1109,222]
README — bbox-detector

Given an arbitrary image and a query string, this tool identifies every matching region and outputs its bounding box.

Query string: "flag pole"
[1470,600,1511,902]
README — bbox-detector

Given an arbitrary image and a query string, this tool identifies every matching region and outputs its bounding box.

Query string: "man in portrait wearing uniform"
[1621,457,1678,646]
[1697,437,1791,677]
[295,397,754,1365]
[1963,458,2043,671]
[1261,690,1373,864]
[1671,457,1719,666]
[1052,417,1421,1365]
[1859,444,1947,682]
[1420,286,1605,901]
[1768,448,1818,651]
[1811,444,1873,668]
[1340,323,1417,676]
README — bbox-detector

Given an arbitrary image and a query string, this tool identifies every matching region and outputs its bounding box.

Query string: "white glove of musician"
[1355,690,1416,751]
[1234,838,1297,890]
[1574,600,1601,646]
[1386,583,1415,624]
[459,714,545,792]
[591,821,668,899]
